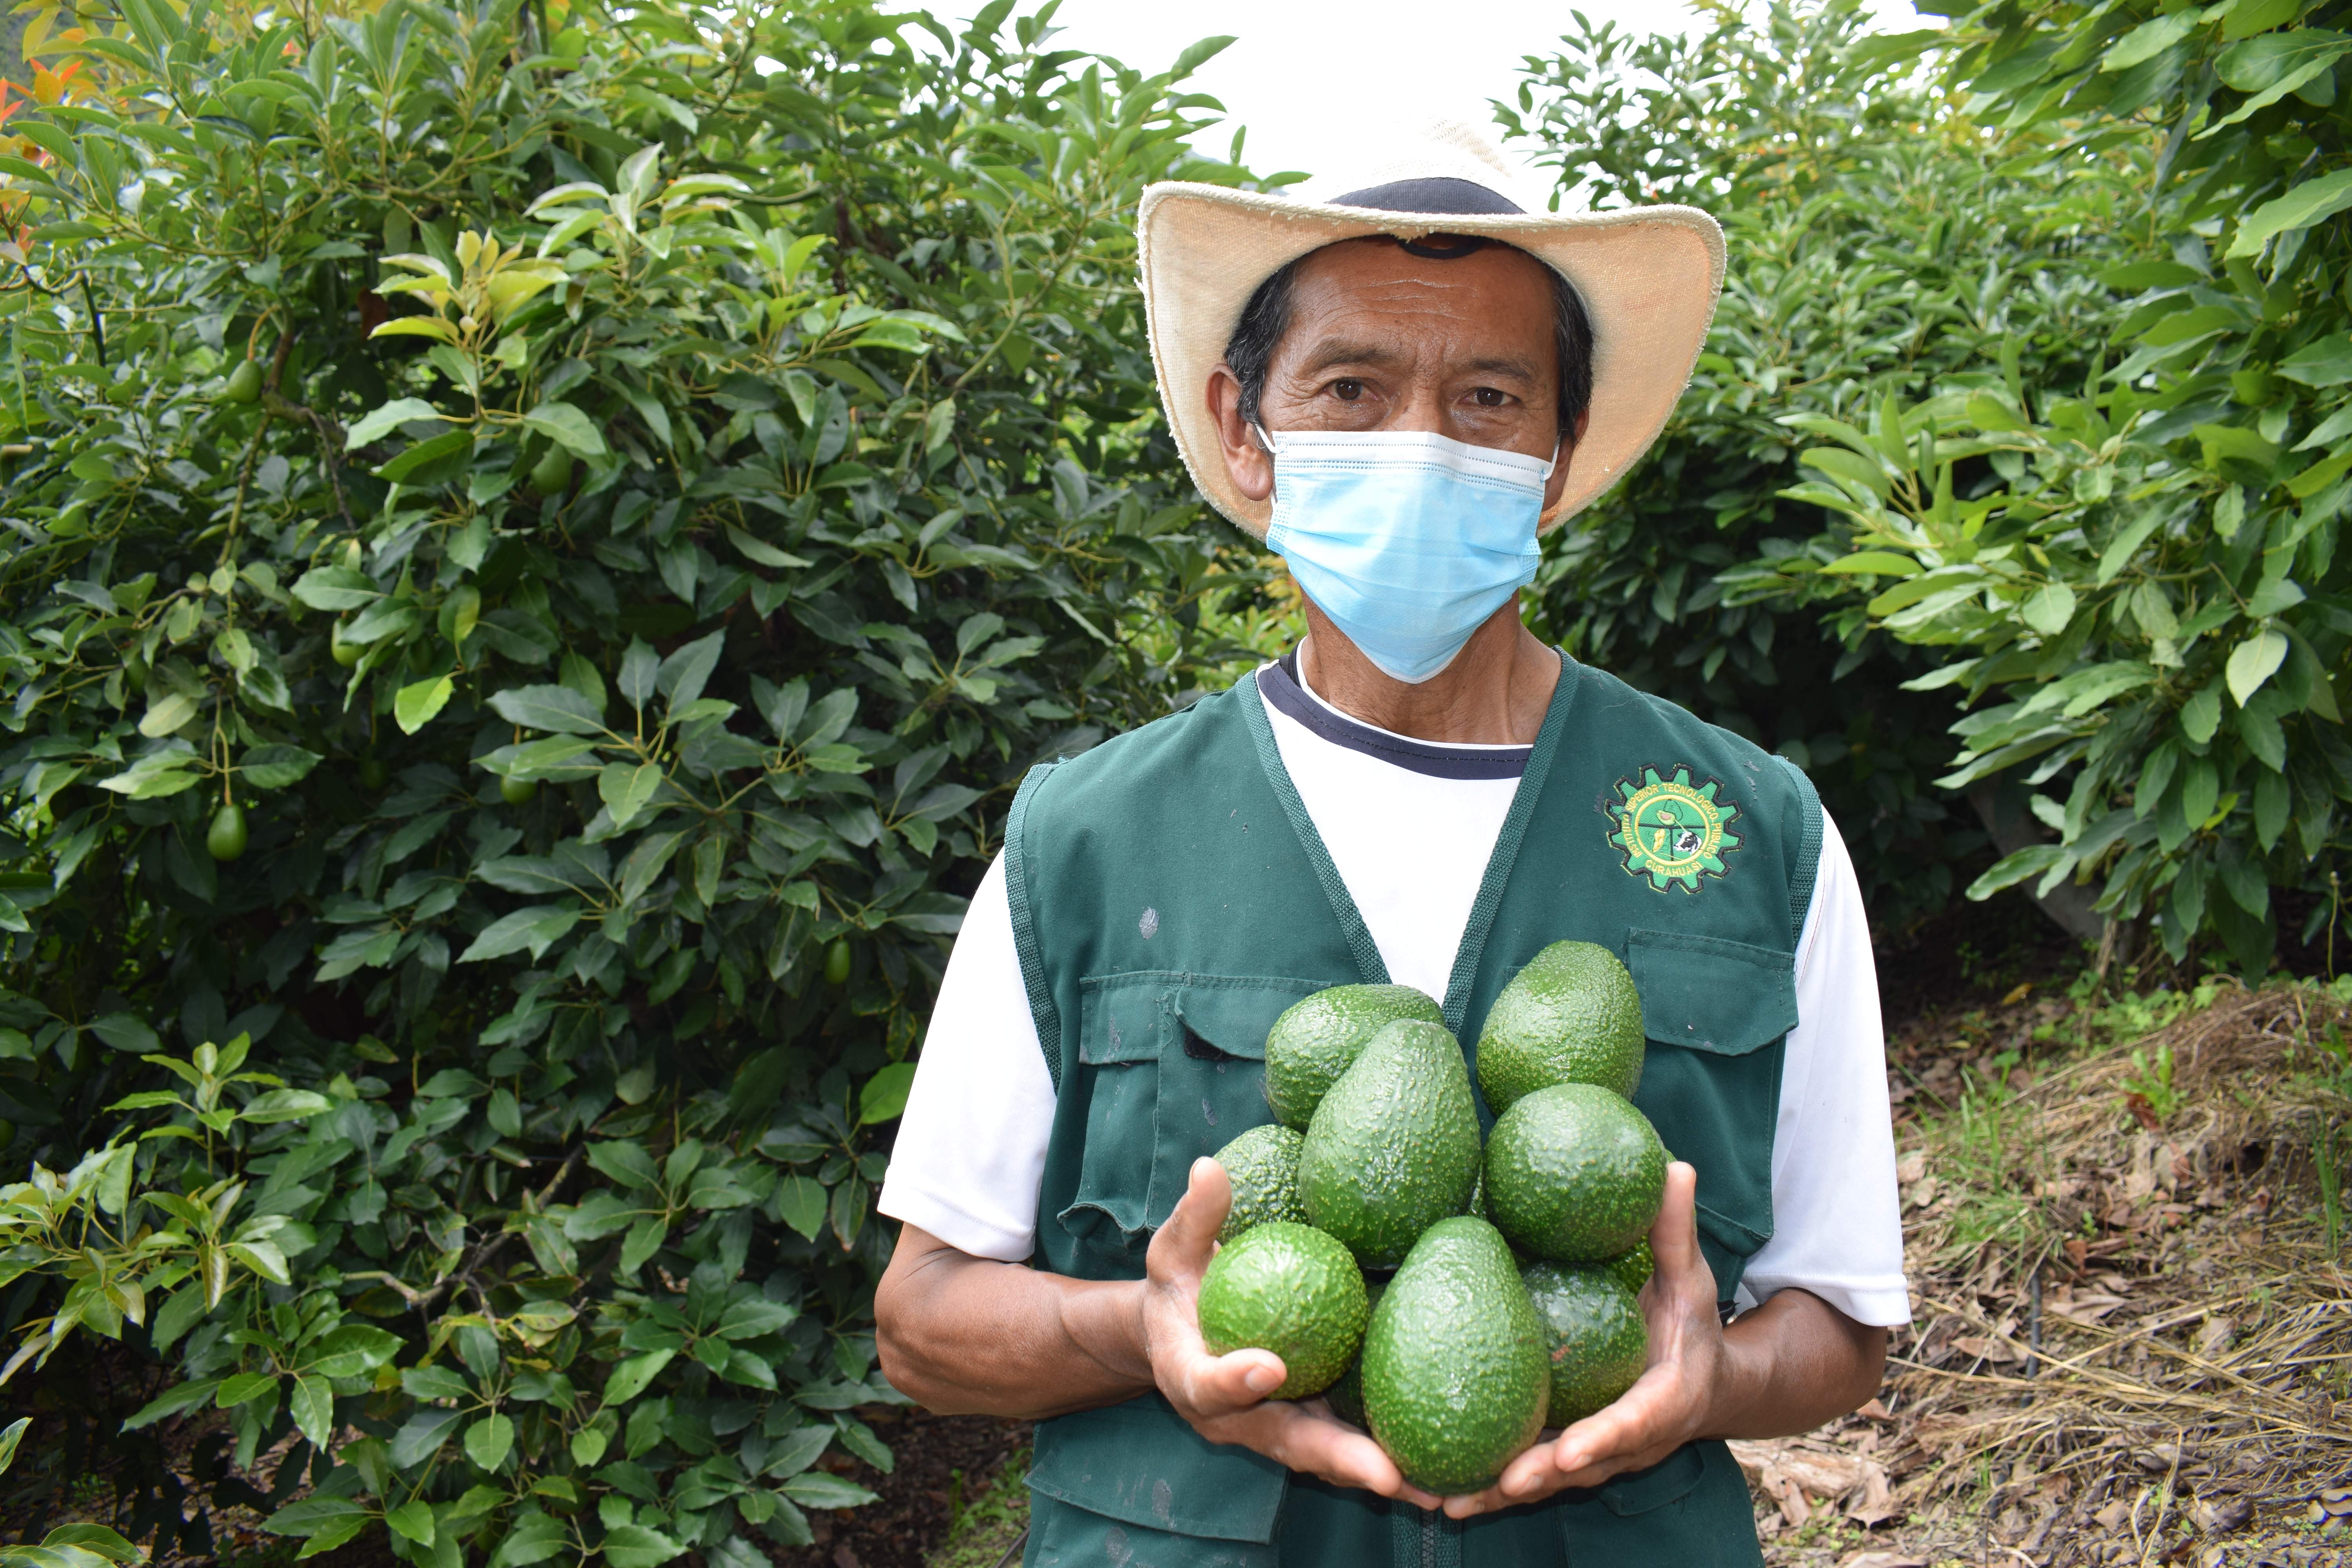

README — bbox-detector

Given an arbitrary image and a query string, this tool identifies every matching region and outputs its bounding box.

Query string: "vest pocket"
[1058,973,1329,1258]
[1028,1396,1288,1553]
[1624,929,1797,1054]
[1557,1441,1762,1564]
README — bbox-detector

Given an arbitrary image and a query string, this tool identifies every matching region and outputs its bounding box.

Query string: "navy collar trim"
[1255,650,1531,781]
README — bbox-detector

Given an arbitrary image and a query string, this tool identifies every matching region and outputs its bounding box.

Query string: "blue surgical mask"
[1258,426,1552,684]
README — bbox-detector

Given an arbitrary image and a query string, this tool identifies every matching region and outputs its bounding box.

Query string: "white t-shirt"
[879,657,1912,1327]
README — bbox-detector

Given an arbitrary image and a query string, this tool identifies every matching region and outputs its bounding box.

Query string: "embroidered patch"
[1608,766,1742,893]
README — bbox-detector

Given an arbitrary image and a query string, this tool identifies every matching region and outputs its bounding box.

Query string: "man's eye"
[1473,387,1509,407]
[1332,379,1363,401]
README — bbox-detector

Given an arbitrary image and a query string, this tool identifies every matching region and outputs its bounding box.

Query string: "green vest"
[1003,655,1821,1568]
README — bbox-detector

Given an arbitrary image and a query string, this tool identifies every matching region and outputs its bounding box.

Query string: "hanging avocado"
[824,938,852,986]
[206,802,249,862]
[359,756,388,790]
[499,775,537,805]
[223,359,263,404]
[330,621,362,667]
[526,445,574,499]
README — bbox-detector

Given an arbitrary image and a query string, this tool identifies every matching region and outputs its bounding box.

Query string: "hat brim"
[1138,184,1726,539]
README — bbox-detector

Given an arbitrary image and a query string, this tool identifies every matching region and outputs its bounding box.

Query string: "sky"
[1008,0,1931,192]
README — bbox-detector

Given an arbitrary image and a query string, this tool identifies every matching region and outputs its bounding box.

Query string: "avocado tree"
[1503,0,2148,926]
[0,0,1267,1557]
[1777,0,2352,972]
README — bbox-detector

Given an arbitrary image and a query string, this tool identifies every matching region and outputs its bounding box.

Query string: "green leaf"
[139,689,198,739]
[619,1216,668,1274]
[345,397,447,448]
[394,675,455,735]
[775,1175,827,1241]
[601,1523,686,1568]
[464,1412,515,1472]
[376,427,476,483]
[239,744,322,789]
[263,1497,369,1540]
[599,761,663,829]
[2277,334,2352,387]
[291,566,382,611]
[725,525,811,569]
[89,1013,160,1053]
[779,1472,879,1509]
[389,1408,465,1468]
[458,905,582,963]
[1818,551,1919,578]
[384,1500,434,1547]
[2227,629,2290,704]
[488,684,610,735]
[2019,583,2077,636]
[857,1063,916,1125]
[290,1375,333,1450]
[522,402,608,458]
[601,1348,674,1404]
[2229,167,2352,257]
[2102,11,2200,71]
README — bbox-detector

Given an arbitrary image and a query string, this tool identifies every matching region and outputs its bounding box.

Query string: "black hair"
[1221,236,1595,442]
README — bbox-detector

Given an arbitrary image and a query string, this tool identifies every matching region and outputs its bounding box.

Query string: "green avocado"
[1485,1082,1666,1263]
[1299,1019,1481,1269]
[1214,1123,1308,1243]
[1476,940,1646,1111]
[1521,1259,1648,1424]
[1360,1216,1549,1494]
[1264,983,1443,1129]
[1601,1238,1655,1296]
[1196,1221,1367,1401]
[1319,1275,1385,1427]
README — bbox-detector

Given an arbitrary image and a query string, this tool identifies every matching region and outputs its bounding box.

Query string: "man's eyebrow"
[1291,339,1408,375]
[1461,354,1543,381]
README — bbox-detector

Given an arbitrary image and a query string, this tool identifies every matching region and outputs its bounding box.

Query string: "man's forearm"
[1705,1287,1887,1441]
[876,1223,1154,1419]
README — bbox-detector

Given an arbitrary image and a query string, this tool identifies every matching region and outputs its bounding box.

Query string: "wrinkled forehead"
[1278,237,1564,350]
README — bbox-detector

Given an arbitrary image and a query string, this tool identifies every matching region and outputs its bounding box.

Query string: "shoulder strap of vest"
[1003,760,1065,1092]
[1772,754,1826,949]
[1235,675,1390,986]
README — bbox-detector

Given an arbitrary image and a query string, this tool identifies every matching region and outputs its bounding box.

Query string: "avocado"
[1521,1259,1648,1424]
[1265,983,1444,1129]
[1601,1238,1655,1296]
[1476,940,1646,1111]
[1485,1083,1666,1263]
[1360,1216,1549,1493]
[1299,1020,1481,1269]
[1196,1222,1367,1401]
[1214,1123,1308,1243]
[1320,1275,1385,1427]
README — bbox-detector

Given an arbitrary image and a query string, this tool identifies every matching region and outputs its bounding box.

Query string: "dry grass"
[1746,979,2352,1568]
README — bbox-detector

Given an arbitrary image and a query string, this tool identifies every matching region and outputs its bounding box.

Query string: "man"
[873,123,1907,1566]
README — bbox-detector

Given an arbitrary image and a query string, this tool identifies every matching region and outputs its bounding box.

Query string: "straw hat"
[1138,120,1725,537]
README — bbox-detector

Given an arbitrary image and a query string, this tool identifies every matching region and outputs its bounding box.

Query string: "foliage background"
[0,0,1280,1560]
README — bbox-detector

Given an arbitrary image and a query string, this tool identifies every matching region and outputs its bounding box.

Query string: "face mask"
[1258,426,1552,684]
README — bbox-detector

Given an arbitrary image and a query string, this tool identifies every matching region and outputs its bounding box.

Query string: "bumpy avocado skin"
[1601,1238,1655,1296]
[1485,1083,1667,1263]
[1214,1123,1309,1243]
[1476,940,1646,1112]
[1265,984,1445,1129]
[1299,1020,1482,1269]
[1196,1222,1368,1400]
[1521,1259,1648,1423]
[1360,1217,1550,1494]
[1319,1275,1385,1428]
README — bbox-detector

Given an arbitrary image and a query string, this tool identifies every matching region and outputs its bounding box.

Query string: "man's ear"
[1207,364,1274,503]
[1541,407,1592,514]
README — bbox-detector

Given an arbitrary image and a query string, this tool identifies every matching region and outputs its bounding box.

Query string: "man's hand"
[1441,1161,1887,1519]
[1147,1158,1444,1508]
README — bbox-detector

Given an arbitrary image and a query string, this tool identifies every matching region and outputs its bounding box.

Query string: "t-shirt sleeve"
[875,851,1057,1262]
[1735,812,1913,1327]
